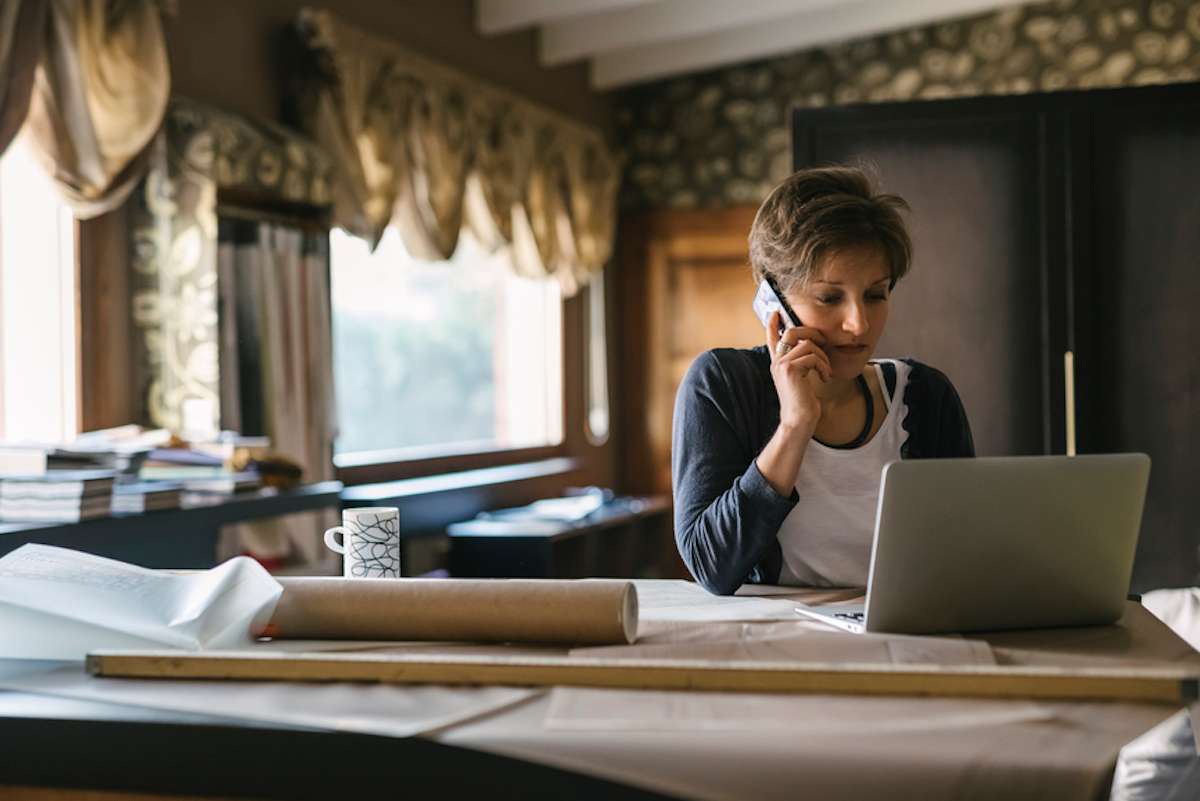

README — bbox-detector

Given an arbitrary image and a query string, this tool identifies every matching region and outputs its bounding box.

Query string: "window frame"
[330,242,584,488]
[335,441,569,485]
[0,142,82,441]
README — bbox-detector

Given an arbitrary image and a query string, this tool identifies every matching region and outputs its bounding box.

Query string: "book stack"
[0,445,139,476]
[0,471,117,523]
[111,481,183,515]
[0,426,163,481]
[139,444,262,506]
[178,471,263,508]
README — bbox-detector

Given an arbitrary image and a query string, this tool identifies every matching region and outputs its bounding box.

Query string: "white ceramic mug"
[324,507,401,578]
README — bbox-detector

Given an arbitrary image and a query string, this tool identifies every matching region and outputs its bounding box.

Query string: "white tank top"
[776,359,911,588]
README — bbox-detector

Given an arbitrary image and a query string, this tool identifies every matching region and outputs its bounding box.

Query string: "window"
[330,227,563,465]
[0,139,78,442]
[585,268,610,445]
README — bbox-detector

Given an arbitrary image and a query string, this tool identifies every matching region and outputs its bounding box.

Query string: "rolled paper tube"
[261,577,638,645]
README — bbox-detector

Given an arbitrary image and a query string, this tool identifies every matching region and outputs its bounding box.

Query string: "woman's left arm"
[937,372,975,457]
[900,361,976,459]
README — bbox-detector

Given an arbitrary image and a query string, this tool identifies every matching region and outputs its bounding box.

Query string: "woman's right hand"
[765,311,831,436]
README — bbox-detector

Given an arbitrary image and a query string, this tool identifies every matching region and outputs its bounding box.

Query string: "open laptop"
[794,454,1150,634]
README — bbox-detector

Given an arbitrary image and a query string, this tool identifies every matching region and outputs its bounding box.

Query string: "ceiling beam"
[591,0,1030,89]
[477,0,658,36]
[541,0,844,66]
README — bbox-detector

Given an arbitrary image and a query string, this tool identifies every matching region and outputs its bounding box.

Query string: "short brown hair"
[748,166,912,292]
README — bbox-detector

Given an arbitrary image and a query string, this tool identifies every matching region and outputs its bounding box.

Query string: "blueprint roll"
[261,577,639,645]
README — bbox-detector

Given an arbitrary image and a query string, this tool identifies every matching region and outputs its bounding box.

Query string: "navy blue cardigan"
[671,346,975,595]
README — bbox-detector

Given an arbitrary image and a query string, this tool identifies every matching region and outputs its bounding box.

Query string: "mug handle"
[323,526,348,555]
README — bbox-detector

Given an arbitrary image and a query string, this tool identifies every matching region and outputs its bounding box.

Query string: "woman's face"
[784,244,892,380]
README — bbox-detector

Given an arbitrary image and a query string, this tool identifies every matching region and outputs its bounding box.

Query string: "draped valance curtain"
[295,9,621,295]
[0,0,169,218]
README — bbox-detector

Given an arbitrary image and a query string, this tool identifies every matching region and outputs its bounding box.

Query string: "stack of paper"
[0,426,168,479]
[111,481,183,514]
[0,544,283,660]
[0,470,117,522]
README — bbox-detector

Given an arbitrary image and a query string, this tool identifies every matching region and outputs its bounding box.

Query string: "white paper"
[572,628,998,666]
[0,662,541,739]
[1109,704,1200,801]
[544,687,1056,732]
[1143,587,1200,652]
[546,626,1014,732]
[632,580,810,622]
[0,544,282,660]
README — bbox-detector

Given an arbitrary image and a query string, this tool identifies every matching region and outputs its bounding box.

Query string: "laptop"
[794,453,1150,634]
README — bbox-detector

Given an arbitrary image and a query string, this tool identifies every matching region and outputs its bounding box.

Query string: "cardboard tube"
[262,577,638,645]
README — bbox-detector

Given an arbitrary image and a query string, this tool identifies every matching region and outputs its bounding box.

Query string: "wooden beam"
[591,0,1030,89]
[477,0,657,36]
[89,650,1200,704]
[541,0,842,66]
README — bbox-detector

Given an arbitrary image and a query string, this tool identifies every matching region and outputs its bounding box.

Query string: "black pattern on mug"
[346,511,400,577]
[324,507,401,578]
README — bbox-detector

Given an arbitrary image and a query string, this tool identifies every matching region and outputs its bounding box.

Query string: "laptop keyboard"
[833,611,866,622]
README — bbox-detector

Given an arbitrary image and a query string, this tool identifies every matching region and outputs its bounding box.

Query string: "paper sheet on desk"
[0,544,282,660]
[571,628,998,665]
[0,662,540,739]
[633,580,809,623]
[544,629,1034,732]
[544,687,1058,732]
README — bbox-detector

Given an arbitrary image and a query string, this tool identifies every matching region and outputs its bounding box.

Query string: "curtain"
[392,84,471,262]
[2,0,169,218]
[296,8,622,295]
[0,0,46,156]
[216,219,338,570]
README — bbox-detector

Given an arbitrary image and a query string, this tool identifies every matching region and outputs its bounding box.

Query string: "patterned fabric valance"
[294,8,621,295]
[131,96,332,432]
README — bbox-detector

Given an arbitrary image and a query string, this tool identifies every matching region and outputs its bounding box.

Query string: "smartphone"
[751,275,802,333]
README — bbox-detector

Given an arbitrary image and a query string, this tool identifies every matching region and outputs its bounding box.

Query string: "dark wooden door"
[792,83,1200,590]
[1088,97,1200,590]
[794,105,1062,458]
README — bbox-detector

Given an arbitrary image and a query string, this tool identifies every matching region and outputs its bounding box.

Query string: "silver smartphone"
[751,275,802,332]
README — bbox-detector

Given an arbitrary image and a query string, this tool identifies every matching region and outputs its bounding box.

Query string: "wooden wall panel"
[617,207,759,497]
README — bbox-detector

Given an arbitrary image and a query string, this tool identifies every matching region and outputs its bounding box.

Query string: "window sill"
[339,457,584,536]
[335,444,567,487]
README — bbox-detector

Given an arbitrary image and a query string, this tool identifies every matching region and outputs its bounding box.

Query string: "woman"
[672,166,974,595]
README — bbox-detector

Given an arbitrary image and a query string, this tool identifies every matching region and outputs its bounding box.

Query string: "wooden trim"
[0,788,244,801]
[644,236,670,492]
[340,457,589,536]
[77,206,136,432]
[89,650,1199,704]
[340,457,579,504]
[72,217,84,436]
[336,444,568,486]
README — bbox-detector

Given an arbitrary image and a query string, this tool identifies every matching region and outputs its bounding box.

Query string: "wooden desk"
[0,481,344,568]
[0,691,668,800]
[0,584,1195,801]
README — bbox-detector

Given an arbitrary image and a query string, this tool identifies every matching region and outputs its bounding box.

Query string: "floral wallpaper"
[130,97,331,432]
[615,0,1200,209]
